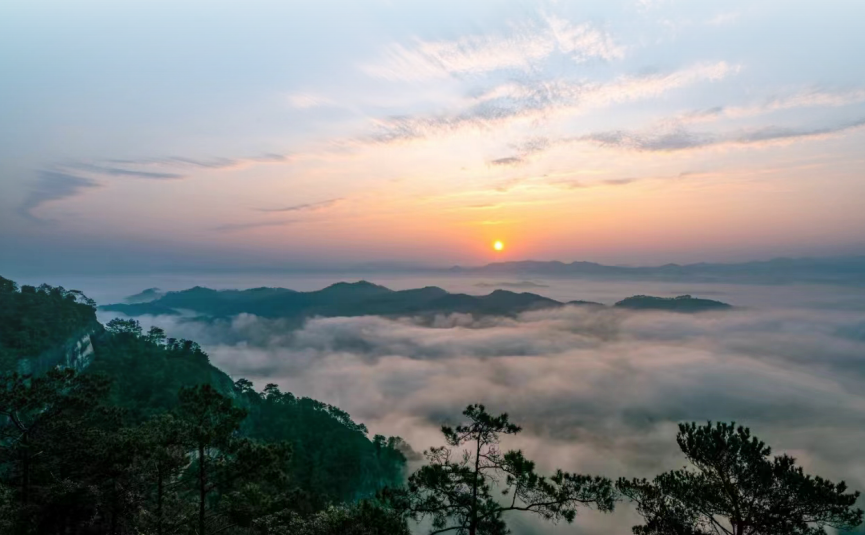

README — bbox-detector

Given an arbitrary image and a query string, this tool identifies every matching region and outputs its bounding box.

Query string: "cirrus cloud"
[361,15,624,83]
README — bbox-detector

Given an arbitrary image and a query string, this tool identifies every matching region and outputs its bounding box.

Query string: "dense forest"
[0,277,409,534]
[0,276,862,534]
[0,276,99,372]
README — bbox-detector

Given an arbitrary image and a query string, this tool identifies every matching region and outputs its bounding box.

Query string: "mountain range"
[444,256,865,285]
[100,281,732,321]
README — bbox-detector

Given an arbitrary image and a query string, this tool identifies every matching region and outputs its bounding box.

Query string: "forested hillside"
[0,277,410,534]
[0,276,100,371]
[89,319,408,503]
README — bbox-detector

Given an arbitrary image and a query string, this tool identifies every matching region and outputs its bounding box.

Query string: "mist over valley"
[67,271,865,534]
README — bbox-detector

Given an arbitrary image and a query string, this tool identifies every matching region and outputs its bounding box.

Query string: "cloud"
[580,118,865,152]
[18,170,101,221]
[489,157,523,167]
[543,177,637,190]
[580,128,715,151]
[287,93,335,109]
[679,88,865,124]
[734,121,865,143]
[603,178,636,186]
[111,285,865,534]
[546,179,587,189]
[360,16,623,82]
[367,62,738,144]
[105,153,289,172]
[514,137,551,155]
[635,0,673,10]
[69,163,186,180]
[256,198,343,213]
[212,219,298,233]
[757,88,865,112]
[706,12,740,26]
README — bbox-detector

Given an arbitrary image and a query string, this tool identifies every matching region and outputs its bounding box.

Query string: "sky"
[2,0,865,274]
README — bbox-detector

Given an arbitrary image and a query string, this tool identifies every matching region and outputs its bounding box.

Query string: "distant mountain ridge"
[101,281,732,320]
[123,287,164,303]
[615,294,732,312]
[447,256,865,285]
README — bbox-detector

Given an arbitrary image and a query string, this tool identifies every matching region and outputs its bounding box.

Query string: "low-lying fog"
[50,273,865,534]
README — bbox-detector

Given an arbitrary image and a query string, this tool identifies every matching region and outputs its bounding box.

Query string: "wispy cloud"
[734,121,865,144]
[212,219,298,233]
[18,171,101,221]
[581,128,715,152]
[256,198,343,213]
[635,0,672,11]
[544,177,638,190]
[361,16,624,82]
[69,163,185,180]
[604,178,637,186]
[580,118,865,152]
[730,88,865,117]
[14,151,296,224]
[679,88,865,124]
[105,153,289,172]
[286,93,335,109]
[706,12,740,26]
[367,62,738,144]
[489,157,524,167]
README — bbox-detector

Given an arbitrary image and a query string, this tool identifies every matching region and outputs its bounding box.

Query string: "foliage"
[89,321,408,503]
[0,276,412,534]
[87,321,234,421]
[0,367,125,532]
[234,380,409,504]
[0,277,98,370]
[392,404,616,535]
[254,500,412,535]
[617,421,864,535]
[0,365,407,535]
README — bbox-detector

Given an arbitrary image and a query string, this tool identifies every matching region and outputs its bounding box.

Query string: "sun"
[493,240,504,251]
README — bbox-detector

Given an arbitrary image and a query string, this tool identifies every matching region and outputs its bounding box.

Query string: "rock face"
[17,327,101,376]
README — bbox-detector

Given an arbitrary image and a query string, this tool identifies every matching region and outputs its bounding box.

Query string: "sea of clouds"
[96,279,865,534]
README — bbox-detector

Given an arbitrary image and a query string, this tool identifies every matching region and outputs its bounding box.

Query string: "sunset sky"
[2,0,864,273]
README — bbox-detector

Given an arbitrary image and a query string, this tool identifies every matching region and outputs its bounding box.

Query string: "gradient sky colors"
[2,0,864,273]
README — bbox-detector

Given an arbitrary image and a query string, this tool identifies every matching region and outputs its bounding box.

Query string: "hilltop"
[101,281,732,320]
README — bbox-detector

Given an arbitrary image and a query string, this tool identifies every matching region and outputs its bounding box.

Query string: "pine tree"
[394,404,615,535]
[617,422,864,535]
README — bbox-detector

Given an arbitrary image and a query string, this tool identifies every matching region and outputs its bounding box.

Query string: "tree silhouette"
[133,414,191,535]
[176,384,247,535]
[0,369,111,508]
[617,422,863,535]
[395,404,615,535]
[106,318,143,337]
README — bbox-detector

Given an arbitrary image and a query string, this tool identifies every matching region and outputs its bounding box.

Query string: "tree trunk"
[198,444,206,535]
[469,436,481,535]
[110,478,119,535]
[156,467,164,535]
[22,432,29,505]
